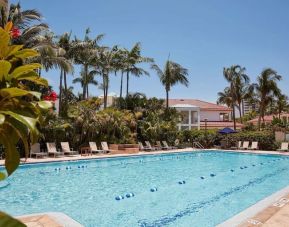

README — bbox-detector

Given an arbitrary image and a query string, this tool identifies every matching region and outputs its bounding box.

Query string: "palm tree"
[274,94,288,119]
[151,60,189,109]
[217,87,234,108]
[73,69,98,99]
[94,45,120,108]
[70,28,104,100]
[123,42,153,98]
[223,65,249,129]
[251,68,282,130]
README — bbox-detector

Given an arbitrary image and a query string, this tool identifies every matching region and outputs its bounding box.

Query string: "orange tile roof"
[169,99,231,111]
[248,113,289,124]
[200,121,243,129]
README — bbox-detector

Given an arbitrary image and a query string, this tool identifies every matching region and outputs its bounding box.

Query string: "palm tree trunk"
[120,71,123,99]
[238,104,242,123]
[87,85,89,98]
[242,100,245,116]
[59,69,63,114]
[64,71,67,92]
[166,89,169,109]
[83,65,88,100]
[126,71,129,98]
[232,105,236,130]
[258,107,262,131]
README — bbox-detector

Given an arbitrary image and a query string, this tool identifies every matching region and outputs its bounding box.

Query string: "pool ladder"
[192,142,204,149]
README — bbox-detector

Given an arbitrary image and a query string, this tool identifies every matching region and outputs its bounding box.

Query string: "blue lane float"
[178,180,186,185]
[200,176,205,180]
[252,164,255,166]
[240,167,244,169]
[210,173,216,177]
[126,193,135,198]
[54,168,61,171]
[115,195,124,201]
[230,169,234,172]
[150,187,158,192]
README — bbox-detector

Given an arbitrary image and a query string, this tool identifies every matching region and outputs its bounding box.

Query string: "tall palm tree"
[223,65,249,129]
[151,60,189,109]
[251,68,282,130]
[274,94,288,119]
[123,42,153,97]
[217,87,234,109]
[73,69,98,99]
[70,28,104,100]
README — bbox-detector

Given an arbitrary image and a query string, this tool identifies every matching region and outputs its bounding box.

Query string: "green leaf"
[0,114,5,125]
[10,63,42,79]
[37,101,53,109]
[0,60,11,81]
[20,76,48,87]
[0,88,41,99]
[12,49,39,60]
[0,133,20,175]
[0,172,6,181]
[0,211,26,227]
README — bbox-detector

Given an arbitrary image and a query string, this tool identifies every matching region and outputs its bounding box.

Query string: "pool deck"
[2,147,289,226]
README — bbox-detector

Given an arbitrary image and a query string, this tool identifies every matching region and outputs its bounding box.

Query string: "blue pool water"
[1,151,289,226]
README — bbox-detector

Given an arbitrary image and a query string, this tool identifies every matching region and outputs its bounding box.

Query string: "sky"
[12,0,289,103]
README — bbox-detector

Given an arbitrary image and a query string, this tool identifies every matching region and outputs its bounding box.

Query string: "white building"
[169,99,243,130]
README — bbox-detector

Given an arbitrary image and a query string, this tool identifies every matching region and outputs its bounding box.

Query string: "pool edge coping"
[217,184,289,227]
[17,211,84,227]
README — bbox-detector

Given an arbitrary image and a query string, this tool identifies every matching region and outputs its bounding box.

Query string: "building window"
[191,111,198,124]
[180,111,189,124]
[220,113,229,121]
[181,126,189,130]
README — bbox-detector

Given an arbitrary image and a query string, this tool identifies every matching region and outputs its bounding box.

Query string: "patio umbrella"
[218,128,237,148]
[218,127,237,134]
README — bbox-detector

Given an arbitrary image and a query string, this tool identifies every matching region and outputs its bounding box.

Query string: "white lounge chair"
[240,141,249,150]
[30,143,47,158]
[249,142,259,150]
[89,142,104,154]
[138,142,151,151]
[46,143,64,157]
[101,142,110,153]
[156,141,168,150]
[60,142,78,156]
[162,141,177,150]
[145,141,157,151]
[277,142,289,152]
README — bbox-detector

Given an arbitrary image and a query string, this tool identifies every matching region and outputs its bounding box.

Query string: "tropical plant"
[73,68,98,99]
[123,42,153,98]
[0,23,52,178]
[70,28,103,100]
[273,94,289,118]
[222,65,249,129]
[151,60,189,109]
[250,68,282,130]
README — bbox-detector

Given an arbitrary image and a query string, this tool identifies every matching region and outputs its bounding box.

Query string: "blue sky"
[13,0,289,102]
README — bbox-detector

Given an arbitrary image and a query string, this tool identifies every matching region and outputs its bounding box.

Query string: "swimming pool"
[1,151,289,226]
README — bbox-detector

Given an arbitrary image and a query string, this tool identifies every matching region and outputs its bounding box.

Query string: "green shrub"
[227,131,277,151]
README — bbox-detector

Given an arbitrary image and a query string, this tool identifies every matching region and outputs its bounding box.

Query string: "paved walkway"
[239,194,289,227]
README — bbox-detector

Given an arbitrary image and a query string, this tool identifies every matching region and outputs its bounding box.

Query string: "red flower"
[10,27,21,39]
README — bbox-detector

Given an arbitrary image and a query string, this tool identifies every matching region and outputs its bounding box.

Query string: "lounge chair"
[145,141,157,151]
[89,142,104,154]
[277,142,289,152]
[60,142,78,156]
[162,141,177,150]
[100,142,110,153]
[30,143,47,159]
[156,141,168,150]
[230,141,242,150]
[240,141,249,150]
[249,142,259,150]
[138,142,151,151]
[46,143,64,157]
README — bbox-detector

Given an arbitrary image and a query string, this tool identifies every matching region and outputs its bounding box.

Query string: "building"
[248,113,289,125]
[169,99,243,130]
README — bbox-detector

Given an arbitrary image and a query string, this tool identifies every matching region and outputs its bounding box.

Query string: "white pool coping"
[17,212,84,227]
